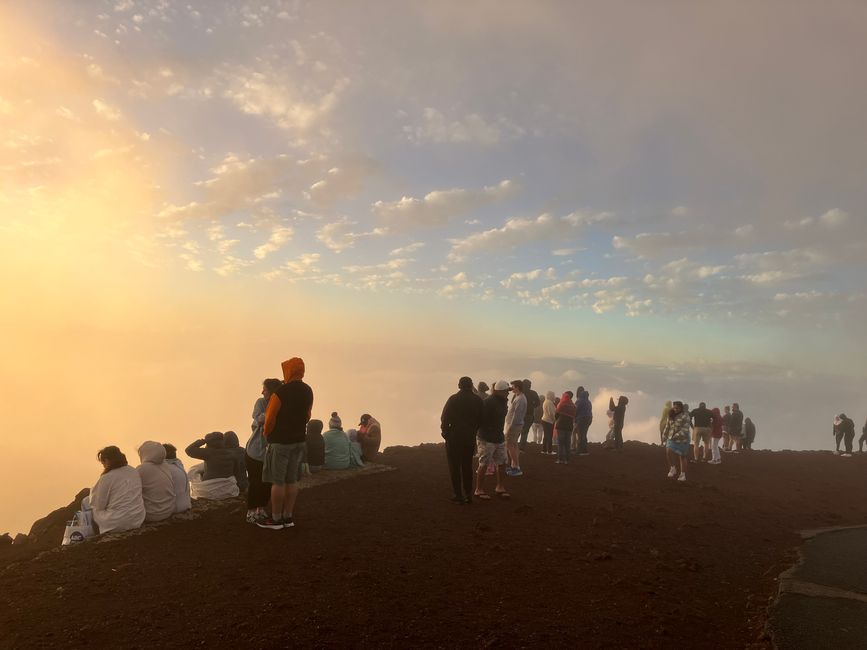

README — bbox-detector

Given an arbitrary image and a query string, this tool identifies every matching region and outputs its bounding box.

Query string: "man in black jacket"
[519,379,540,451]
[833,414,855,456]
[441,376,484,504]
[690,402,713,461]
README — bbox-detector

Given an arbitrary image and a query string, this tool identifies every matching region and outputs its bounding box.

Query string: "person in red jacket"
[709,407,724,464]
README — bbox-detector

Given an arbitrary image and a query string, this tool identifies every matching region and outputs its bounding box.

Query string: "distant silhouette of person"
[659,401,672,445]
[709,407,724,464]
[305,419,325,472]
[555,391,576,464]
[722,405,732,451]
[608,395,628,449]
[729,403,745,452]
[541,391,556,455]
[519,379,540,451]
[744,417,756,450]
[663,402,690,482]
[690,402,713,461]
[860,417,867,453]
[186,432,246,485]
[477,381,490,401]
[574,388,593,455]
[441,376,484,504]
[833,414,855,455]
[222,431,248,492]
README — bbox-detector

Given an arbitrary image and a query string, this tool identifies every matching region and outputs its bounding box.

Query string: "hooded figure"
[223,431,249,492]
[306,419,325,468]
[186,432,246,485]
[262,357,313,446]
[163,444,191,513]
[324,413,352,470]
[136,441,176,522]
[358,414,382,460]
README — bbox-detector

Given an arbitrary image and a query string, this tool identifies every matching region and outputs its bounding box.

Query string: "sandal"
[475,492,492,500]
[495,490,511,499]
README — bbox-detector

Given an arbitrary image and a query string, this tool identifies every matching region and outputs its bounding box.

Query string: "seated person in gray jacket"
[185,432,247,489]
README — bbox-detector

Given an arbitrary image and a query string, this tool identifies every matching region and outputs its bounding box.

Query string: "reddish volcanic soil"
[1,442,866,649]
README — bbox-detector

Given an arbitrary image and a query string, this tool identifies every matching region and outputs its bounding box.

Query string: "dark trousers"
[446,438,475,498]
[613,424,624,449]
[519,420,532,449]
[244,453,272,509]
[575,416,592,453]
[542,421,554,453]
[557,429,571,462]
[860,433,867,453]
[843,432,854,454]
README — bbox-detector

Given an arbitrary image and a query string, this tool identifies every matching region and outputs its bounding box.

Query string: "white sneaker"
[677,474,687,482]
[667,466,677,478]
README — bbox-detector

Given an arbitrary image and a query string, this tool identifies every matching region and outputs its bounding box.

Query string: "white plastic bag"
[62,511,95,546]
[188,463,239,500]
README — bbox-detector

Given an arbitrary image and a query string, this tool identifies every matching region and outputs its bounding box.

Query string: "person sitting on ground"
[185,431,247,485]
[357,414,382,461]
[663,402,691,482]
[347,428,364,461]
[555,391,576,465]
[244,378,282,523]
[541,390,556,455]
[324,413,361,470]
[84,446,146,534]
[305,419,325,472]
[222,431,249,492]
[162,444,191,513]
[833,414,855,456]
[709,408,724,464]
[135,441,176,523]
[743,417,756,450]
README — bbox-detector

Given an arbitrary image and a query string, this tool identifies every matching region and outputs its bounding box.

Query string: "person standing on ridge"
[744,417,756,450]
[690,402,713,462]
[729,403,744,452]
[441,376,484,504]
[555,391,576,464]
[258,357,314,530]
[574,388,593,456]
[477,381,490,401]
[505,380,527,476]
[541,390,556,455]
[663,401,691,482]
[860,417,867,453]
[722,405,732,451]
[709,407,724,464]
[608,395,629,449]
[475,380,511,499]
[519,379,540,451]
[833,414,855,456]
[659,400,672,445]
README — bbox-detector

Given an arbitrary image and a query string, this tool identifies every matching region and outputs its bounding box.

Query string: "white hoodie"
[165,457,192,513]
[90,465,146,534]
[505,392,527,432]
[136,441,176,522]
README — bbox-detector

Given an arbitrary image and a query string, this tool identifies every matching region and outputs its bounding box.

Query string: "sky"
[1,1,866,534]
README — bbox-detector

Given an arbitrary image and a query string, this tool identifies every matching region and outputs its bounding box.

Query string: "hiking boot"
[256,517,284,530]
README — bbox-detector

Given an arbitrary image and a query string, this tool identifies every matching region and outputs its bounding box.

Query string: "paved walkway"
[768,525,867,649]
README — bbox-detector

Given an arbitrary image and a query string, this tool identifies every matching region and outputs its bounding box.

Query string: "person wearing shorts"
[503,380,527,476]
[475,380,511,499]
[663,401,691,482]
[690,402,713,462]
[258,357,314,530]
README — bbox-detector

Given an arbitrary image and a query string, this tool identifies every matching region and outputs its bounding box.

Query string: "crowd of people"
[832,413,867,456]
[441,376,771,501]
[79,357,382,537]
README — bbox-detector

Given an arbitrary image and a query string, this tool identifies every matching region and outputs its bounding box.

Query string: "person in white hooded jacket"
[162,443,191,513]
[136,441,176,522]
[86,446,146,534]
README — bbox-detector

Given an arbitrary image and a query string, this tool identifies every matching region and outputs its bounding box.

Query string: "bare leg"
[495,465,507,492]
[282,483,299,519]
[270,484,285,519]
[475,464,487,495]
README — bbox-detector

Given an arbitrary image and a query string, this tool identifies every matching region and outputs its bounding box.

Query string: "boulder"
[27,488,89,548]
[0,533,12,546]
[12,533,29,545]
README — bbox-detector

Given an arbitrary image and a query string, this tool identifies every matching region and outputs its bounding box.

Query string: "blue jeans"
[557,429,571,462]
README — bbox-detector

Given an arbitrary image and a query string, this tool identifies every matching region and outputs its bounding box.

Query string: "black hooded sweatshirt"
[441,388,484,444]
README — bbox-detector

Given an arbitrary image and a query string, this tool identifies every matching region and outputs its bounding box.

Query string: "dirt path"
[1,443,865,648]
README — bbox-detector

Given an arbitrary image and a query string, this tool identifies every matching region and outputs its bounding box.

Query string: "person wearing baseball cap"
[474,380,511,499]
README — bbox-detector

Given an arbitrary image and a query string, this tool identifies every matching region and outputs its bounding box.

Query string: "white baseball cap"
[493,379,510,391]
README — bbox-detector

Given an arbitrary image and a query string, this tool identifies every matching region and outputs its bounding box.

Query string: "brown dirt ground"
[1,442,865,649]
